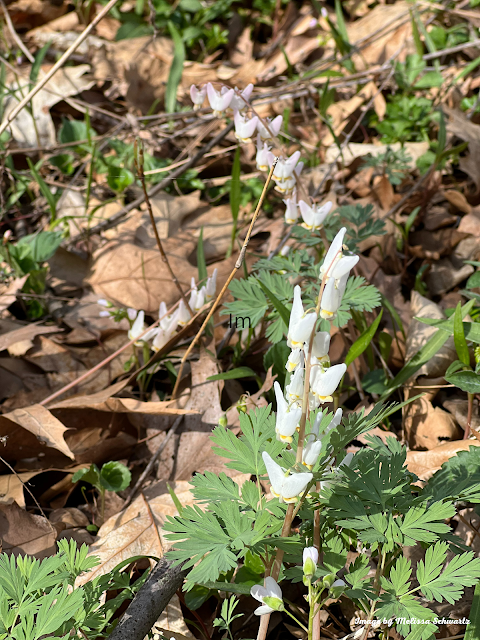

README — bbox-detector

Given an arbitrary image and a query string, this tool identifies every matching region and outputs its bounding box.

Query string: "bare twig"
[171,159,277,400]
[134,140,194,318]
[123,414,183,508]
[0,0,122,137]
[70,122,234,243]
[0,0,34,62]
[39,319,161,406]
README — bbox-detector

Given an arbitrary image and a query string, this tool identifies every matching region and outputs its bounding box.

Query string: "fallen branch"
[106,556,187,640]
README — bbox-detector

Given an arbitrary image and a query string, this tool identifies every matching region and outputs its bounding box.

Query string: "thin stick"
[39,319,160,406]
[0,0,122,137]
[171,160,277,400]
[0,455,52,527]
[134,140,194,318]
[123,414,183,508]
[0,0,34,62]
[72,122,234,243]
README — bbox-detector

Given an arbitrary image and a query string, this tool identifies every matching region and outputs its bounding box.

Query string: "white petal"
[311,331,330,358]
[130,310,144,338]
[331,255,359,279]
[254,604,273,616]
[250,584,268,603]
[281,472,313,500]
[265,576,282,599]
[303,547,319,564]
[289,312,316,347]
[313,364,346,398]
[321,227,347,277]
[262,451,285,496]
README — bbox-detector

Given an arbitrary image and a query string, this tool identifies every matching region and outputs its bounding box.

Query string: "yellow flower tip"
[318,395,333,403]
[279,434,293,443]
[258,163,268,171]
[285,218,296,224]
[320,310,335,320]
[302,462,313,470]
[283,496,298,504]
[287,362,298,372]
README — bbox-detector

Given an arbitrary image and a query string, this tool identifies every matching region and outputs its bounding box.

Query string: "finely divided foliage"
[162,82,480,640]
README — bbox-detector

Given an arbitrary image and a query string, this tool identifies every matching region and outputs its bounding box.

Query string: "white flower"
[250,576,284,615]
[286,347,302,372]
[269,150,301,183]
[206,83,234,116]
[256,136,270,171]
[302,437,322,469]
[303,547,319,577]
[205,269,217,301]
[320,227,346,279]
[99,310,110,317]
[280,244,290,256]
[285,366,304,404]
[257,115,283,141]
[299,200,332,231]
[152,308,179,352]
[98,298,109,307]
[226,83,254,111]
[320,272,349,320]
[127,308,137,321]
[330,255,359,280]
[189,84,207,110]
[159,301,174,330]
[326,408,343,434]
[284,193,298,225]
[262,451,313,503]
[177,299,191,325]
[234,110,258,143]
[310,331,331,360]
[195,286,206,311]
[274,381,302,443]
[287,285,316,349]
[128,310,155,345]
[311,363,346,403]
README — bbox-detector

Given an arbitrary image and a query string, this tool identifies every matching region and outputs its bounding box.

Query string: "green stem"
[285,609,309,633]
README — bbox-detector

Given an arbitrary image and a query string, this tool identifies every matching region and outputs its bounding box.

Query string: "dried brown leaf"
[0,501,56,557]
[406,440,480,481]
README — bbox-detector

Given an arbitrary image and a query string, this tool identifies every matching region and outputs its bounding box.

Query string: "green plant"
[364,146,412,185]
[72,461,132,524]
[0,539,150,639]
[0,231,63,318]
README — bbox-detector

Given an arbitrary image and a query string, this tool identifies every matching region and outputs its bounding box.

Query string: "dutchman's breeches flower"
[285,365,304,404]
[287,285,317,349]
[262,451,313,503]
[189,84,207,110]
[257,115,283,141]
[177,299,191,325]
[286,347,302,372]
[269,150,301,183]
[226,83,254,111]
[251,577,284,615]
[206,83,234,116]
[234,110,258,143]
[205,268,218,301]
[128,310,147,345]
[299,200,332,231]
[320,227,347,279]
[311,363,347,403]
[256,137,270,171]
[284,193,299,225]
[320,272,349,320]
[302,436,322,469]
[274,381,301,442]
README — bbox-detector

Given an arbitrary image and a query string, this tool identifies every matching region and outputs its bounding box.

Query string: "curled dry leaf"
[403,396,462,450]
[0,323,62,353]
[0,471,38,508]
[406,440,480,481]
[2,404,75,459]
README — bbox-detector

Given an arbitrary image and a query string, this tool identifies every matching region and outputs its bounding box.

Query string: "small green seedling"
[72,461,132,524]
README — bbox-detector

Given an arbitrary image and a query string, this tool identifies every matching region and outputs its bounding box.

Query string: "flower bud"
[322,573,336,589]
[218,414,228,428]
[329,579,346,598]
[303,546,318,579]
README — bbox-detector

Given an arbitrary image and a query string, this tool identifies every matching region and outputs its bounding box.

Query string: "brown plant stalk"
[171,159,277,400]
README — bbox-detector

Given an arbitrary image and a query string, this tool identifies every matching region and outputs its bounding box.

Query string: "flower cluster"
[98,270,217,353]
[189,82,335,225]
